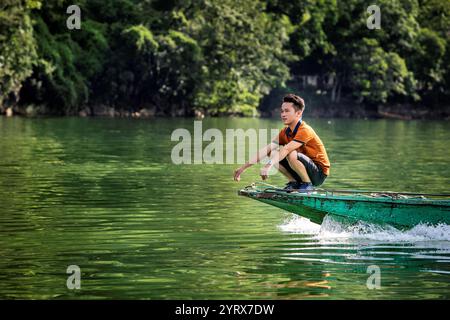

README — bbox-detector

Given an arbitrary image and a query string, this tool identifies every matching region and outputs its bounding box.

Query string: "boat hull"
[239,188,450,229]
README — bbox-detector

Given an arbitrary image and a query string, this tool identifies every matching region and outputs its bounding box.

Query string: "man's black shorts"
[279,153,327,186]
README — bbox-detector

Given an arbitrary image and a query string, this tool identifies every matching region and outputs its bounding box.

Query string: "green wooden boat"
[238,183,450,229]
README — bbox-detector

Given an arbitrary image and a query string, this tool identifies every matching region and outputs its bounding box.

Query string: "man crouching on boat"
[234,94,330,191]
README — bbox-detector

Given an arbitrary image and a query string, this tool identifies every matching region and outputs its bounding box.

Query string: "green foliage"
[124,25,159,51]
[0,0,39,108]
[288,0,338,68]
[409,28,446,91]
[185,0,294,115]
[349,38,417,104]
[18,1,111,114]
[121,24,203,112]
[0,0,449,115]
[29,17,87,112]
[418,0,450,37]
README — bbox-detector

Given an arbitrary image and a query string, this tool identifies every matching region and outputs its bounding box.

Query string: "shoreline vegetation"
[3,101,449,120]
[1,1,449,120]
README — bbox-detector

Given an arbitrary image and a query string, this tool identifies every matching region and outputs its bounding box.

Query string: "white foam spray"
[279,214,450,243]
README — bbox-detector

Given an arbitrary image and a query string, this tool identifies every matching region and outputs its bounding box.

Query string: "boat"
[238,183,450,229]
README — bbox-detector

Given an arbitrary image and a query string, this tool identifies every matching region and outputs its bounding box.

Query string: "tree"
[0,0,40,111]
[349,38,417,104]
[186,0,294,115]
[1,0,448,115]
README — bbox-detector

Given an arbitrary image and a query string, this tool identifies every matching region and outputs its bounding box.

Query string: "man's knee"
[287,150,300,164]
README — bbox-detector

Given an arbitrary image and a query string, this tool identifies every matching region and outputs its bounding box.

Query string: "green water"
[0,117,449,299]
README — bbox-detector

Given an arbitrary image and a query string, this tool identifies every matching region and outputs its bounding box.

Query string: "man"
[234,94,330,191]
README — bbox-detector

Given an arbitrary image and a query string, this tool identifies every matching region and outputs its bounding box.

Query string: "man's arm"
[234,142,278,181]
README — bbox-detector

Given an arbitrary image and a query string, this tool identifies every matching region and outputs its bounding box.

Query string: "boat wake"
[279,214,450,242]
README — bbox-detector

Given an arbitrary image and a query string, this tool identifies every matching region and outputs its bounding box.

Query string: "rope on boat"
[243,182,450,200]
[314,188,450,199]
[244,182,289,193]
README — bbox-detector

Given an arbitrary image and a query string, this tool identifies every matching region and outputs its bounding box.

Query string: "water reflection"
[0,117,449,299]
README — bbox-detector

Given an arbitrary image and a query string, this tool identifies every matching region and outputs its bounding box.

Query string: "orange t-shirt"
[274,120,330,176]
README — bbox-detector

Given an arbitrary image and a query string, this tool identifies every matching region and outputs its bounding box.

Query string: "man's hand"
[234,167,245,181]
[260,165,271,180]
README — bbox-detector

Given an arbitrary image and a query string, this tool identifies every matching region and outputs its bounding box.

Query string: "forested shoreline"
[1,0,449,118]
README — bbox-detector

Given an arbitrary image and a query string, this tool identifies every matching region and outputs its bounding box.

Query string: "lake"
[0,116,449,299]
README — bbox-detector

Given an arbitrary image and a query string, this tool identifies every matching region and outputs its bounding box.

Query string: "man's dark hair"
[283,94,305,111]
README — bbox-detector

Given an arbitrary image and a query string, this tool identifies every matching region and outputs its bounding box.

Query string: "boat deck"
[239,183,450,228]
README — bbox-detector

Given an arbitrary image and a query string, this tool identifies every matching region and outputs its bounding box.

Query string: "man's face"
[280,102,302,125]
